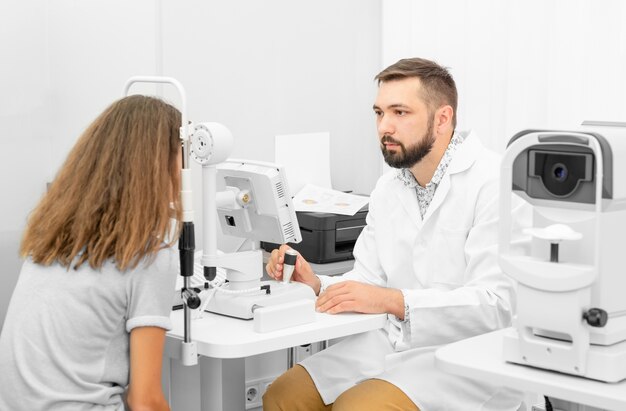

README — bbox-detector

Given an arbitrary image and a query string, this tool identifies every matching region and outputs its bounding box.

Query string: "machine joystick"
[283,249,298,283]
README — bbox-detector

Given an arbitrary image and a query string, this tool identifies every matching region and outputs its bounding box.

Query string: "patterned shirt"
[395,131,466,218]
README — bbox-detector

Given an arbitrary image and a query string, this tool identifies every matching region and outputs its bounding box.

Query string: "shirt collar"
[395,131,466,188]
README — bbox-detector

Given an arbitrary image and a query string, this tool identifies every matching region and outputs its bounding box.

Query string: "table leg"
[199,356,246,411]
[169,357,201,411]
[168,356,245,411]
[287,347,295,368]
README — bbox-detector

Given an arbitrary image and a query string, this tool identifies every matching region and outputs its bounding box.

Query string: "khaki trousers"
[263,365,420,411]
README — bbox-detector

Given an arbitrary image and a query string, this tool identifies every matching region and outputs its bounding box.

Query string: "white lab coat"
[301,130,529,411]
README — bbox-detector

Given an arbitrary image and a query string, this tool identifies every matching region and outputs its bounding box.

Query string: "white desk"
[165,309,386,411]
[435,328,626,411]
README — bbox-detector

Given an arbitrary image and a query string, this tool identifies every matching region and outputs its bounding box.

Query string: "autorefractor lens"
[552,163,568,182]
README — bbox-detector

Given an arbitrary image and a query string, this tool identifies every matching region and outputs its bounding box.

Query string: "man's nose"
[377,115,395,136]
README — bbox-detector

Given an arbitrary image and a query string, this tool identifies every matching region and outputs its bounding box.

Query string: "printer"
[261,205,368,264]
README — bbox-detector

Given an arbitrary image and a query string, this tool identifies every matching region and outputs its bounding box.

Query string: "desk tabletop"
[435,328,626,411]
[166,310,386,359]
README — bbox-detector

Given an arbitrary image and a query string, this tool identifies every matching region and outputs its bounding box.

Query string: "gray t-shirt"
[0,247,177,411]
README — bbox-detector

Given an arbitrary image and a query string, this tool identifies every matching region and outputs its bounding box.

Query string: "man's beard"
[381,115,435,169]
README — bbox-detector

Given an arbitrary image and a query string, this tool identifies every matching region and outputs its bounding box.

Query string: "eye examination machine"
[190,155,316,325]
[124,76,316,368]
[498,121,626,383]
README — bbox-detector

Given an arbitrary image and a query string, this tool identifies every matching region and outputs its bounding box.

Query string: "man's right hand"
[265,245,321,295]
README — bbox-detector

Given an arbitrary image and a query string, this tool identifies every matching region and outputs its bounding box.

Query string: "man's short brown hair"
[375,58,458,128]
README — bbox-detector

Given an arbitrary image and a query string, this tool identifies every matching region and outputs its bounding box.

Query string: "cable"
[195,288,217,319]
[214,284,268,295]
[188,249,271,320]
[193,274,268,319]
[193,261,226,288]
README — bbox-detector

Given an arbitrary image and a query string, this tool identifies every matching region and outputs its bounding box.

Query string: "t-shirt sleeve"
[125,247,178,332]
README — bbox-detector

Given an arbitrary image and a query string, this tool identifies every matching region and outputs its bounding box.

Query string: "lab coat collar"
[447,129,480,175]
[419,130,481,223]
[397,178,425,227]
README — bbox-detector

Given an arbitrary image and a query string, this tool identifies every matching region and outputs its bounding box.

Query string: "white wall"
[382,0,626,152]
[0,0,382,328]
[161,1,382,196]
[0,0,57,331]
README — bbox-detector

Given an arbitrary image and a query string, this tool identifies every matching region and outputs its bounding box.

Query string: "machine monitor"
[216,160,302,245]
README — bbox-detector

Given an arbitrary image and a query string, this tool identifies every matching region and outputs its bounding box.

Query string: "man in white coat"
[263,57,528,411]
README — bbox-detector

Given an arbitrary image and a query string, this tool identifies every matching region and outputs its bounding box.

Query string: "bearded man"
[264,57,529,411]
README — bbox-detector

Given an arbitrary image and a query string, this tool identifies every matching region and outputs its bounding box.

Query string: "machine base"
[503,327,626,383]
[204,280,316,320]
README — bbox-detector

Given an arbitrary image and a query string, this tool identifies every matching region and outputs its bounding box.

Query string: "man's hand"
[315,280,405,318]
[265,245,321,295]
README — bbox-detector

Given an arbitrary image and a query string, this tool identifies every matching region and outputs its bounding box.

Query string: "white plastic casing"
[253,299,316,333]
[190,122,234,166]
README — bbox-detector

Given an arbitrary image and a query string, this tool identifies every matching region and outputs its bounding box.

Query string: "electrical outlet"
[245,376,276,410]
[245,383,261,409]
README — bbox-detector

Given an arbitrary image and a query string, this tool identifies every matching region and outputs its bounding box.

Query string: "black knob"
[186,294,201,309]
[204,266,217,281]
[178,222,195,277]
[583,308,608,327]
[182,288,201,309]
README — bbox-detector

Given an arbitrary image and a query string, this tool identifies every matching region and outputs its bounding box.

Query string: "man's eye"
[374,110,383,117]
[395,110,406,116]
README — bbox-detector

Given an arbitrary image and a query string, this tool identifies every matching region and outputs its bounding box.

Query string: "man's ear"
[435,105,454,133]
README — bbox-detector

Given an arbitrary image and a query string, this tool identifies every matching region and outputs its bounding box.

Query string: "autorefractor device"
[499,121,626,382]
[123,77,315,367]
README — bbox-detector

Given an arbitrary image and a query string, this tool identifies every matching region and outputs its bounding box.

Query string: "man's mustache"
[381,135,402,145]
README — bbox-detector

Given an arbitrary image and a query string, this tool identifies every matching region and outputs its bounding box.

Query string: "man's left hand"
[315,280,405,318]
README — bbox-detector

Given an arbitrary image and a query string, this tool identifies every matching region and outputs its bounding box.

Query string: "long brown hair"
[20,95,183,271]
